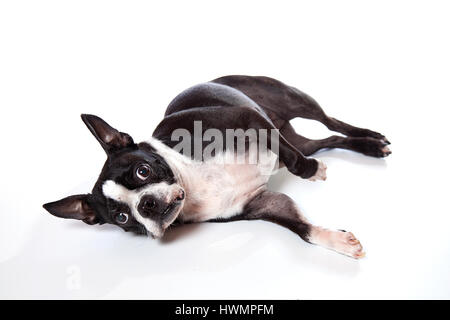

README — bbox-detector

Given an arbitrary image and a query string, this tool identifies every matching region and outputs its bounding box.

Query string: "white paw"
[310,228,365,259]
[309,160,327,181]
[331,231,365,259]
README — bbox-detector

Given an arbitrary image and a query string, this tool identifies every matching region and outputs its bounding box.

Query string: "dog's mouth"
[145,200,184,239]
[162,201,179,218]
[162,204,173,215]
[161,190,185,225]
[161,200,183,226]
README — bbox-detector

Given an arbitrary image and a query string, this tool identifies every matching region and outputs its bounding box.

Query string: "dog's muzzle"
[137,190,185,219]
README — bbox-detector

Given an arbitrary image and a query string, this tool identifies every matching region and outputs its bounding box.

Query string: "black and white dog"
[43,75,390,259]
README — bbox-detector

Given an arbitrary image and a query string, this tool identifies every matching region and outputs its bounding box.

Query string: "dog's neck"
[144,136,274,223]
[144,137,199,191]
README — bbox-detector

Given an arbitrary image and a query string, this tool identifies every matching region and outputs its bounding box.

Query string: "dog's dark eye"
[136,164,151,180]
[115,212,129,224]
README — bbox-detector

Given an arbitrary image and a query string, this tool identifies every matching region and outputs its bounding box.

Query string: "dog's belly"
[179,151,278,222]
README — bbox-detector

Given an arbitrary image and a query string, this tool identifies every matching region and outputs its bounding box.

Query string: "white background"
[1,0,449,299]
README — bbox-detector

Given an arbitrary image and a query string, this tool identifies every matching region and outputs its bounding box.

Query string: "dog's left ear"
[81,114,134,153]
[43,194,99,225]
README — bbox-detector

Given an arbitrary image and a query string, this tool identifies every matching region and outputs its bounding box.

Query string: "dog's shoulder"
[164,82,265,116]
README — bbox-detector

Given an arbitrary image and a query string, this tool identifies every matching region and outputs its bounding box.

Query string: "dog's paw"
[309,160,327,181]
[357,128,390,145]
[310,228,365,259]
[375,140,392,158]
[352,137,392,158]
[380,144,392,157]
[333,231,365,259]
[381,136,391,145]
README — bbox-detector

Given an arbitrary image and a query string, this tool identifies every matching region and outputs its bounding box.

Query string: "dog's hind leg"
[212,75,390,143]
[280,122,391,158]
[220,190,365,259]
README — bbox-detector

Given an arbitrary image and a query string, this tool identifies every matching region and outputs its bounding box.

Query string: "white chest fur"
[179,150,278,222]
[145,137,278,223]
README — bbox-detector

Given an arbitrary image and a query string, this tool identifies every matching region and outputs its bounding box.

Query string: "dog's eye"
[136,164,151,180]
[115,212,129,224]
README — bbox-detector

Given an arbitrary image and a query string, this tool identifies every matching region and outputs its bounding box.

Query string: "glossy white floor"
[1,1,449,299]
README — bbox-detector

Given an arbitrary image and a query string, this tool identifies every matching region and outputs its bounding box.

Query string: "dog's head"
[43,114,185,238]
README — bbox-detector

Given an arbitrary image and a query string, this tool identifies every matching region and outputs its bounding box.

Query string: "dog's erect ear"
[81,114,134,153]
[43,194,99,225]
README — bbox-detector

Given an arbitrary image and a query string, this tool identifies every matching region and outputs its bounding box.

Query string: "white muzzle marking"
[102,180,179,238]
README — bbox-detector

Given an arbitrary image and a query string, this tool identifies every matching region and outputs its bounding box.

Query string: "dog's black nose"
[143,198,156,210]
[138,195,162,218]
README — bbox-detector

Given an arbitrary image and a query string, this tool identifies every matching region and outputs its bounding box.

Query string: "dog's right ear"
[81,114,134,153]
[43,194,99,225]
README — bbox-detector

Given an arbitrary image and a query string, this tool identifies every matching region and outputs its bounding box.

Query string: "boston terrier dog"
[43,75,390,258]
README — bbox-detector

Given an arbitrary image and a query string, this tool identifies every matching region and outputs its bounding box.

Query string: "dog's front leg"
[154,106,326,180]
[235,190,365,259]
[245,109,326,180]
